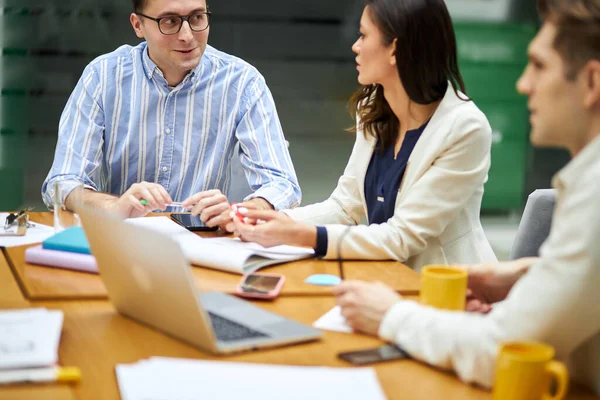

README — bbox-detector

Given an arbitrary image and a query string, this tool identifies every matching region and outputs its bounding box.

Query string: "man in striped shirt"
[42,0,300,228]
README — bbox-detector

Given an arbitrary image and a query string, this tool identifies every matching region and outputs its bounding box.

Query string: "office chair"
[509,189,557,260]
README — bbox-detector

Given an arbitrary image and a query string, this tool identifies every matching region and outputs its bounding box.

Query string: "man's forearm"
[65,189,116,212]
[245,197,274,211]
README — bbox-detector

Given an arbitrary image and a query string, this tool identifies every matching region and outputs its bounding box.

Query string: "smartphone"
[338,344,409,365]
[170,213,218,232]
[235,273,285,300]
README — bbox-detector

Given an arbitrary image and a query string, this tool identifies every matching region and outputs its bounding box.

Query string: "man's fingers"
[201,202,231,224]
[136,187,159,210]
[182,190,223,208]
[149,187,167,210]
[155,185,173,205]
[128,194,147,213]
[190,194,228,217]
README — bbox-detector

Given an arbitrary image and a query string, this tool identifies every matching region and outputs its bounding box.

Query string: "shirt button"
[162,166,168,172]
[166,128,171,135]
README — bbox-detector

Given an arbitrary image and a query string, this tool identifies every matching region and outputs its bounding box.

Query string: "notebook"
[126,217,315,275]
[42,227,91,255]
[25,245,98,274]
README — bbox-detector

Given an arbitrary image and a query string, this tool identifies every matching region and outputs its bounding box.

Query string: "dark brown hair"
[132,0,146,13]
[537,0,600,80]
[348,0,467,151]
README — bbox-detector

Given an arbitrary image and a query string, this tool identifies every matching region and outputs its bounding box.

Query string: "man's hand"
[182,190,231,229]
[463,257,538,312]
[333,281,401,336]
[104,182,172,218]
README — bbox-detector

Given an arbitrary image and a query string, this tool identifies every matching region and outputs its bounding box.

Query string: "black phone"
[338,344,409,365]
[170,213,218,231]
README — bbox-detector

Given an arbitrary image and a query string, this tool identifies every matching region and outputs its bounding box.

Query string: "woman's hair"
[537,0,600,80]
[348,0,467,150]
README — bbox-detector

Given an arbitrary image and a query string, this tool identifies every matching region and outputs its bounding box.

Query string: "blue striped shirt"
[42,42,301,210]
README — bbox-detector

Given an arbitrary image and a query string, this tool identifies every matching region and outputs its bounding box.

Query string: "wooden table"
[4,212,420,301]
[1,297,590,400]
[0,215,596,400]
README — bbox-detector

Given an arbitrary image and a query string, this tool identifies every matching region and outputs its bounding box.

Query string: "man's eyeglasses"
[136,11,211,35]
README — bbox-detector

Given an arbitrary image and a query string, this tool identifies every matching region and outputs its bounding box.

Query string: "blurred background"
[0,0,571,260]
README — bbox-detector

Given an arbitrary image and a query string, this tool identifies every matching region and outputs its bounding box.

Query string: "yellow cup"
[419,265,467,310]
[493,341,569,400]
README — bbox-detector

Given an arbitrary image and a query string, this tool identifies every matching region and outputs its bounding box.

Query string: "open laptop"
[78,207,322,354]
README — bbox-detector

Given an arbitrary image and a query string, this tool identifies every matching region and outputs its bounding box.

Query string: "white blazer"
[286,85,497,271]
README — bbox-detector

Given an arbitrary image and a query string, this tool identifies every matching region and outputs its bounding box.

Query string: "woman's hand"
[232,209,317,248]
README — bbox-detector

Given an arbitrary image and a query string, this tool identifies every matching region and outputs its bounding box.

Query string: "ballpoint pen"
[139,199,186,208]
[0,366,81,385]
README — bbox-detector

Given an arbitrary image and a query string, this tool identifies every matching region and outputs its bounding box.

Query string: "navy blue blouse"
[313,121,428,257]
[364,122,428,224]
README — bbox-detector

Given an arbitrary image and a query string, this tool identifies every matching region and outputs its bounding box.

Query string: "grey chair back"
[227,142,253,203]
[226,140,291,203]
[509,189,557,260]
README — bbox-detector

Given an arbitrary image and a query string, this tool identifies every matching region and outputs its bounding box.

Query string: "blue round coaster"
[304,274,342,286]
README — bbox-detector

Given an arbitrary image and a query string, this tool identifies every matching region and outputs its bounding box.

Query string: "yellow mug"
[419,265,467,310]
[493,341,569,400]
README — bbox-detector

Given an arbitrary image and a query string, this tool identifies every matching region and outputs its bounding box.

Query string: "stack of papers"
[0,309,64,382]
[127,217,315,274]
[116,357,387,400]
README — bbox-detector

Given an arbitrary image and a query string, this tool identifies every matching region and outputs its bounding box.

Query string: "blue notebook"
[42,227,91,255]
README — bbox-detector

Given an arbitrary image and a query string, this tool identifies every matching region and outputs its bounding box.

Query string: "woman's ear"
[389,38,398,66]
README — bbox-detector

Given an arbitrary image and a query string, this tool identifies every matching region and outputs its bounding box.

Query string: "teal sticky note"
[305,274,341,286]
[42,226,91,255]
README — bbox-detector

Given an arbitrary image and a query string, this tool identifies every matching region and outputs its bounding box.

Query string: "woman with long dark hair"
[232,0,497,270]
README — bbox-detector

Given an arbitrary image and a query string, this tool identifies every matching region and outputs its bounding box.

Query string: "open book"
[126,217,314,275]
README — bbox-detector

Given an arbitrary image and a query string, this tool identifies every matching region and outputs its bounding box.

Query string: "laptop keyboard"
[208,312,269,342]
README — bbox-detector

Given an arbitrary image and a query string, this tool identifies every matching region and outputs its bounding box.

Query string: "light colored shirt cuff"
[44,179,96,210]
[378,300,422,342]
[245,186,299,211]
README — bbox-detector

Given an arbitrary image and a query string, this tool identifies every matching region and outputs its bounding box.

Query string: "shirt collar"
[553,134,600,189]
[141,42,205,85]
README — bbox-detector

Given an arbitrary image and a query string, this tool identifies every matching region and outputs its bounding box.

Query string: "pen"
[140,199,188,208]
[0,366,81,385]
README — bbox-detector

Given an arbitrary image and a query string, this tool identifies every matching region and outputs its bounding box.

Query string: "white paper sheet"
[0,214,55,248]
[0,309,63,369]
[125,216,197,239]
[126,217,314,274]
[116,358,387,400]
[313,306,353,333]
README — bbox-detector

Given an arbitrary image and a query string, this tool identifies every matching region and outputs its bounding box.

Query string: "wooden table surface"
[2,297,590,400]
[4,213,420,301]
[0,215,596,400]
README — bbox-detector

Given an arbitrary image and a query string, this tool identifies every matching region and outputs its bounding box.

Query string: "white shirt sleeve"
[378,163,600,388]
